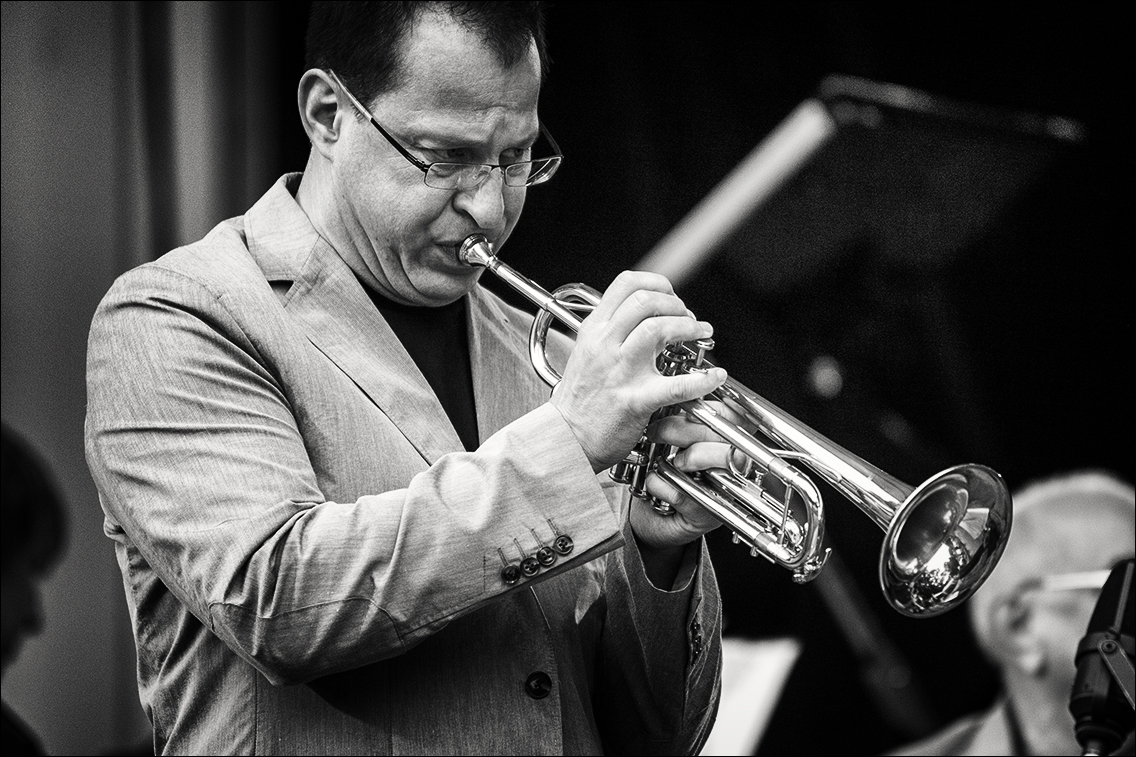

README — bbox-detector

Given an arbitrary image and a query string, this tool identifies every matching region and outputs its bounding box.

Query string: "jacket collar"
[241,174,533,464]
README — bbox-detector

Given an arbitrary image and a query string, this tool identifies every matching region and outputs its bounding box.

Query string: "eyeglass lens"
[424,157,560,189]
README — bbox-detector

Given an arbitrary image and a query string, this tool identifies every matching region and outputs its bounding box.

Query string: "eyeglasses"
[327,69,563,191]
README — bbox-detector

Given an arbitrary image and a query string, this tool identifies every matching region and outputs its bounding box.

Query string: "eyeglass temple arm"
[327,69,432,173]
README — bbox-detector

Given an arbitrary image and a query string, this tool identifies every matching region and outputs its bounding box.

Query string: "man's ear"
[988,593,1046,676]
[298,69,343,161]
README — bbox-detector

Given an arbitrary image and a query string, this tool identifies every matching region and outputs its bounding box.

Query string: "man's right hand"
[549,270,728,473]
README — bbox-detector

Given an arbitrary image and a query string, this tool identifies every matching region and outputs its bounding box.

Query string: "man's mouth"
[439,239,485,269]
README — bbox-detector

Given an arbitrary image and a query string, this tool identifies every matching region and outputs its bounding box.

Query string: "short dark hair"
[305,1,549,107]
[1,424,67,573]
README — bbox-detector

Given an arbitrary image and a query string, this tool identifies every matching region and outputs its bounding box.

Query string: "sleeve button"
[500,564,522,585]
[520,556,541,577]
[553,534,574,555]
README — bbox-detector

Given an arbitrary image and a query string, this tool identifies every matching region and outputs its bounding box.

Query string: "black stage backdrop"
[270,4,1133,754]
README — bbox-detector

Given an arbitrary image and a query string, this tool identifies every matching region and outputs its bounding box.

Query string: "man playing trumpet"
[85,2,731,754]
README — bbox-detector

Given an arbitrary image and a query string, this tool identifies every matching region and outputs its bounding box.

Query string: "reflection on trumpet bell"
[881,464,1011,616]
[457,233,1013,618]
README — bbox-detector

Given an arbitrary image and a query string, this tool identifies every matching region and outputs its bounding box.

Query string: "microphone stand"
[1073,561,1135,757]
[1077,641,1134,756]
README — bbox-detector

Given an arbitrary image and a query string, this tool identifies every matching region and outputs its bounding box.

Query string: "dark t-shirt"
[360,283,480,452]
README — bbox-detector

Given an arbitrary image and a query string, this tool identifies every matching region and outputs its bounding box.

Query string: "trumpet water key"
[458,233,1012,617]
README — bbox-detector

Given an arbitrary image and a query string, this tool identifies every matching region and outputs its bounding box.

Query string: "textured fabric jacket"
[84,175,722,755]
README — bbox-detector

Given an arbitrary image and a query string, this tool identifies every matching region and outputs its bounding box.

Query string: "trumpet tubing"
[459,234,1012,617]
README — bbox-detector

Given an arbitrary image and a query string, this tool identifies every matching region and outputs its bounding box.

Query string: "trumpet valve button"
[694,338,715,367]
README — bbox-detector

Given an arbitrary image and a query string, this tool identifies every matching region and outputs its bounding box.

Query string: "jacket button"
[520,555,541,577]
[535,545,557,567]
[500,564,522,585]
[525,671,553,699]
[553,534,574,555]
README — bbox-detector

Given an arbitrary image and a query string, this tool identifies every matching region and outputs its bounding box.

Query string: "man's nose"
[453,169,508,234]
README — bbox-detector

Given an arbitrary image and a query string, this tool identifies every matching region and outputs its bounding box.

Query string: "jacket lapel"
[467,286,561,442]
[244,176,463,464]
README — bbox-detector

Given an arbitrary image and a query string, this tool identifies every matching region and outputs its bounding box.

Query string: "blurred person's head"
[1,423,67,677]
[968,470,1134,755]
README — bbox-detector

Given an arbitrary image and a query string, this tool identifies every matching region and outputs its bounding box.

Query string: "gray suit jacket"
[85,175,721,755]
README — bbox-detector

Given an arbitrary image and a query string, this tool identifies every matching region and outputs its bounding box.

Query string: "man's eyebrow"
[407,125,541,148]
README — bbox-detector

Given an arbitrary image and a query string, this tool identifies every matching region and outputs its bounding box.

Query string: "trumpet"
[459,234,1011,617]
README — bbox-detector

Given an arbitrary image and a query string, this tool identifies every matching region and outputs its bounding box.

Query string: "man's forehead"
[1028,492,1134,529]
[384,11,541,112]
[982,498,1131,591]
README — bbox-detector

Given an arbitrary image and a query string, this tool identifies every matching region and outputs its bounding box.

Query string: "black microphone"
[1069,558,1135,757]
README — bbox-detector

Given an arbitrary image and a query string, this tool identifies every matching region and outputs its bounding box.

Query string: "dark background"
[234,3,1135,755]
[2,3,1129,755]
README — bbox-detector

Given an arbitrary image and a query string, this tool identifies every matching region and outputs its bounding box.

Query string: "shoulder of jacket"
[113,218,268,302]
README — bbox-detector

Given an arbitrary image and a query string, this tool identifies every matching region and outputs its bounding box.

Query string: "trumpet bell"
[883,464,1011,617]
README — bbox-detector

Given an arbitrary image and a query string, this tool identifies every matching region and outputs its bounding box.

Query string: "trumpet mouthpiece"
[459,234,493,268]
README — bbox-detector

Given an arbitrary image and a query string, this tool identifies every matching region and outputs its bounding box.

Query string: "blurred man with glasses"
[889,470,1134,755]
[85,2,727,754]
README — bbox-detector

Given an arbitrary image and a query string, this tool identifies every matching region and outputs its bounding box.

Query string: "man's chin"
[415,270,483,307]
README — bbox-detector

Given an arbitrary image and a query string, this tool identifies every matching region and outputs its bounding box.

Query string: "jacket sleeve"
[595,512,724,756]
[84,263,625,685]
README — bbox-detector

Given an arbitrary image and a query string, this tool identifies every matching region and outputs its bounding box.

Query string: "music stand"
[636,74,1084,292]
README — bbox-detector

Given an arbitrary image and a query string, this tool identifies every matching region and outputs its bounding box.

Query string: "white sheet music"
[700,637,802,756]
